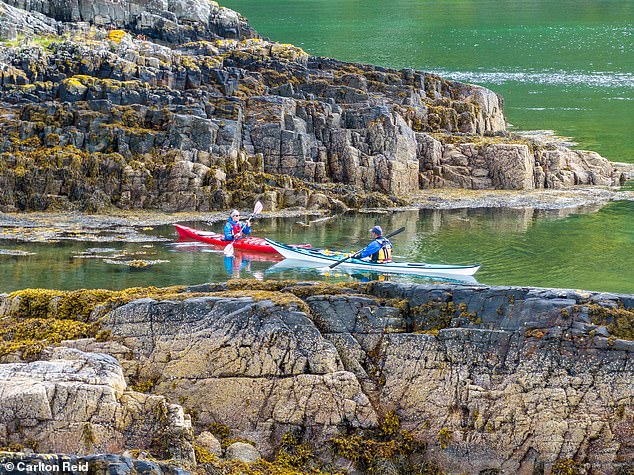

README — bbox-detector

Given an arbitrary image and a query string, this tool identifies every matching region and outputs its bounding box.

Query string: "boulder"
[195,431,222,457]
[225,442,261,463]
[0,347,195,462]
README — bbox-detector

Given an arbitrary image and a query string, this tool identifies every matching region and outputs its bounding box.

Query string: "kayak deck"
[265,259,480,284]
[175,224,312,255]
[174,224,278,254]
[265,239,481,276]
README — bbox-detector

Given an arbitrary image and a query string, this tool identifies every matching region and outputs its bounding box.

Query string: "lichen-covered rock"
[0,347,194,462]
[195,431,221,457]
[416,134,623,190]
[0,0,621,212]
[225,442,260,463]
[95,297,378,453]
[0,281,632,472]
[2,0,258,43]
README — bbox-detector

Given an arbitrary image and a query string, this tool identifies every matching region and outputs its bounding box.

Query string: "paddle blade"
[253,200,263,215]
[223,242,234,257]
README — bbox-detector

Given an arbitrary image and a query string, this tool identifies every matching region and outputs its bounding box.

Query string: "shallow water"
[222,0,634,163]
[4,3,633,293]
[1,203,632,293]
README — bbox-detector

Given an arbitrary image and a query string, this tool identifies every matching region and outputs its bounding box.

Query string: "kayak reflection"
[222,254,268,280]
[224,254,249,278]
[171,242,282,278]
[265,259,480,285]
[172,242,282,261]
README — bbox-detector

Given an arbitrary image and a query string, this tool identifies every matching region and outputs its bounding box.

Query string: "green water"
[1,1,633,293]
[222,0,634,163]
[1,203,633,293]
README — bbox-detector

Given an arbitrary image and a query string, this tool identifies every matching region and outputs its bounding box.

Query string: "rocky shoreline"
[0,187,634,242]
[1,0,633,474]
[0,280,632,474]
[0,185,631,243]
[0,0,628,214]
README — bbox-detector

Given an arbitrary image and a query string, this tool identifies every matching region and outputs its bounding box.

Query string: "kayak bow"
[175,224,279,254]
[265,238,481,277]
[175,224,311,255]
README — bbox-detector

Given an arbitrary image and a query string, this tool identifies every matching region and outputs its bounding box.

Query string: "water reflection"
[172,241,281,279]
[0,202,632,293]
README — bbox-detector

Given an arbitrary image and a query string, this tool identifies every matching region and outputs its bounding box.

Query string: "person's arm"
[358,240,381,259]
[223,222,234,240]
[241,221,251,235]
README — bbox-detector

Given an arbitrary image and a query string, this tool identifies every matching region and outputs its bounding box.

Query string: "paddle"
[224,201,264,257]
[328,226,406,269]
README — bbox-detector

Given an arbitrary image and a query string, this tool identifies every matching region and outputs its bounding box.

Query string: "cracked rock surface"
[0,0,624,213]
[2,282,629,473]
[0,347,194,462]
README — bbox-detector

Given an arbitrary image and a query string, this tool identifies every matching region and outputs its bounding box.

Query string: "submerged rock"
[0,249,35,255]
[102,258,169,268]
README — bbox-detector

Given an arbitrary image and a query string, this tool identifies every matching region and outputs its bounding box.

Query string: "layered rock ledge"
[0,0,625,213]
[0,280,632,474]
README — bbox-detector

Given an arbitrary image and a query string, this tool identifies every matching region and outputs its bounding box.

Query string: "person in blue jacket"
[356,226,393,263]
[224,209,251,241]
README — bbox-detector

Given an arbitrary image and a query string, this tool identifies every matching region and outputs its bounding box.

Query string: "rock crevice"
[1,281,631,473]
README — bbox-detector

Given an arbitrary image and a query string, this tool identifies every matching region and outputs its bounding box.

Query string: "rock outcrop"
[0,281,632,473]
[0,1,624,212]
[0,0,257,43]
[0,453,189,475]
[0,347,195,462]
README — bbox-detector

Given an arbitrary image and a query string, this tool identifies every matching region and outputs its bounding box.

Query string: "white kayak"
[265,239,481,277]
[265,259,480,285]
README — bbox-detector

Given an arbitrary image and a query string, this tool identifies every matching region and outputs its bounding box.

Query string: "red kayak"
[174,224,306,254]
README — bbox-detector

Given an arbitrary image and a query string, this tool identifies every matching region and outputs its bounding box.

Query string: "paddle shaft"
[236,202,263,237]
[328,226,406,269]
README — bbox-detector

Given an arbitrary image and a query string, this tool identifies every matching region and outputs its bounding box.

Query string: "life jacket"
[231,221,242,238]
[224,218,244,240]
[371,237,392,263]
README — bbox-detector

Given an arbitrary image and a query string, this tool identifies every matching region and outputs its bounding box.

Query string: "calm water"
[223,0,634,163]
[1,2,632,294]
[1,203,633,293]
